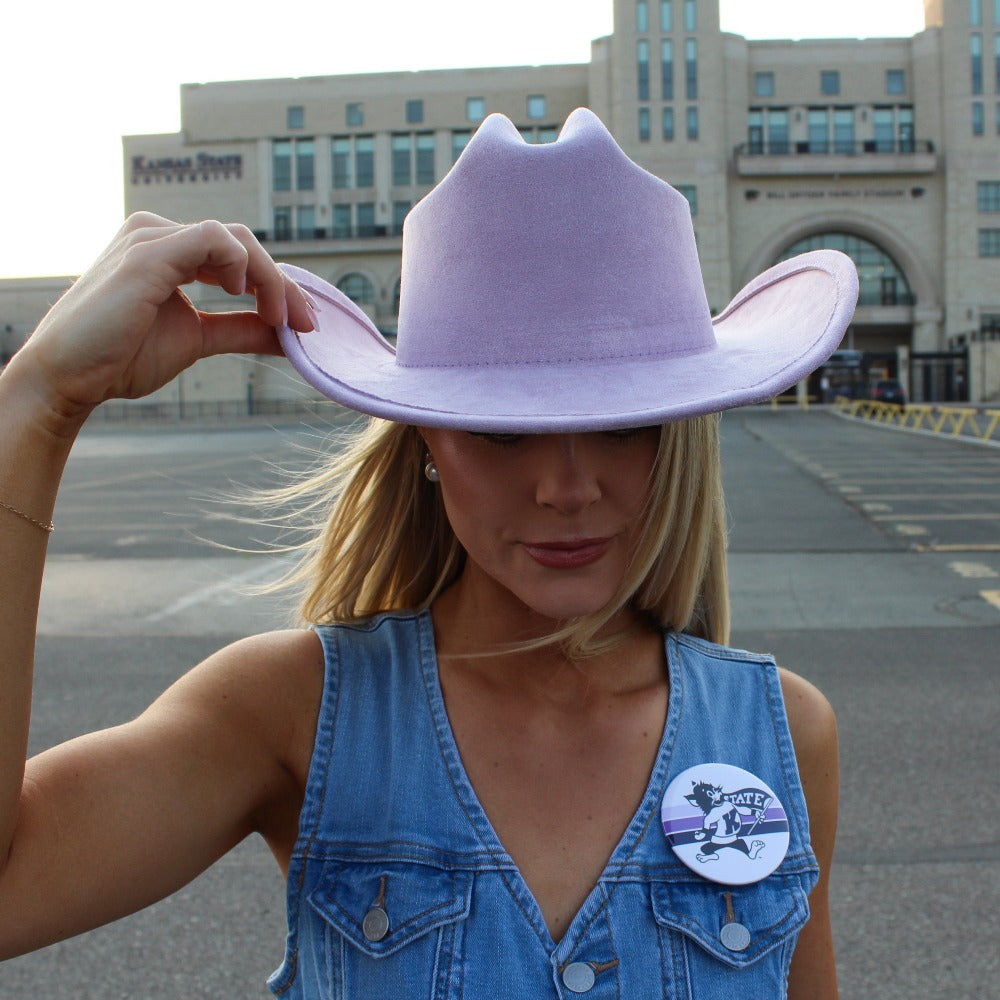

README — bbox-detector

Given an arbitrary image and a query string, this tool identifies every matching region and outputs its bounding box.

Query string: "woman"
[0,110,853,997]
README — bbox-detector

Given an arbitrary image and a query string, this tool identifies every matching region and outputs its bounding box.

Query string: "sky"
[3,0,926,278]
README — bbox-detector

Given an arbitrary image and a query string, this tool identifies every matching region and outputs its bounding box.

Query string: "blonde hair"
[267,415,729,655]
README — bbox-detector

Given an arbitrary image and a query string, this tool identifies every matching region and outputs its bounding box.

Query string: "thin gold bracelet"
[0,499,54,533]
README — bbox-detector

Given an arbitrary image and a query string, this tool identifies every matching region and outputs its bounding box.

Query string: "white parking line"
[949,561,999,579]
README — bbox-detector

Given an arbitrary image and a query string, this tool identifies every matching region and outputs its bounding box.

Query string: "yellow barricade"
[833,396,1000,444]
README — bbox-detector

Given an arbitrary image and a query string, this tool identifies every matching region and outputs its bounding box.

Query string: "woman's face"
[419,428,660,625]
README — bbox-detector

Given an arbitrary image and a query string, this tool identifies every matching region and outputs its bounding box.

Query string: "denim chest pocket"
[308,860,473,1000]
[650,874,810,998]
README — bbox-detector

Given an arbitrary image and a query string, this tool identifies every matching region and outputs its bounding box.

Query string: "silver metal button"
[362,905,389,942]
[562,962,596,993]
[720,920,751,952]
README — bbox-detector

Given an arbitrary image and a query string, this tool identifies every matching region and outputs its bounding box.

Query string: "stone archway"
[742,210,942,353]
[742,210,937,307]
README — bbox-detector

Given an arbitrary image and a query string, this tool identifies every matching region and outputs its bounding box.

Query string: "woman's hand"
[13,213,314,429]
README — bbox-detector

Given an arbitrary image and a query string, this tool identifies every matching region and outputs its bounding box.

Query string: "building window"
[356,204,376,238]
[755,72,774,97]
[971,0,982,25]
[638,40,650,101]
[981,312,1000,336]
[527,95,547,120]
[538,127,558,143]
[899,107,915,151]
[392,201,411,236]
[333,136,373,188]
[273,206,292,241]
[332,204,352,239]
[978,181,1000,211]
[807,109,829,153]
[994,33,1000,91]
[287,105,304,129]
[748,109,763,153]
[973,100,985,135]
[346,102,364,127]
[414,134,434,184]
[663,106,675,140]
[466,97,485,122]
[296,205,315,240]
[295,139,314,191]
[834,108,855,153]
[676,184,697,215]
[687,106,699,140]
[406,99,424,124]
[637,0,649,32]
[332,138,351,189]
[972,34,984,94]
[639,106,651,141]
[767,108,789,153]
[452,130,472,162]
[685,39,698,100]
[355,137,374,188]
[392,135,412,186]
[272,139,291,192]
[978,228,1000,256]
[821,70,840,96]
[886,69,905,94]
[662,39,674,99]
[660,0,673,30]
[684,0,696,32]
[338,272,375,305]
[996,101,1000,135]
[873,107,896,151]
[868,105,918,153]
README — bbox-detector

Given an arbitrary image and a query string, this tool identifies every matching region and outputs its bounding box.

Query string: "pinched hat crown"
[278,108,858,430]
[396,110,714,369]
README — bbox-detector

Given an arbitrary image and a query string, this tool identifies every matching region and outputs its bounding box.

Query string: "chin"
[517,589,618,623]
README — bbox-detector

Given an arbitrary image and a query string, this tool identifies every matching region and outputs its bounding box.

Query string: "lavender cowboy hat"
[277,108,858,431]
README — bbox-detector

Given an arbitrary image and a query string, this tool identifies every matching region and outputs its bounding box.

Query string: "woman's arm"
[0,215,318,957]
[780,667,840,999]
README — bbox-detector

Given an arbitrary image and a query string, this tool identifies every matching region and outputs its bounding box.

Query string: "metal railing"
[735,138,935,158]
[255,225,405,243]
[834,397,1000,444]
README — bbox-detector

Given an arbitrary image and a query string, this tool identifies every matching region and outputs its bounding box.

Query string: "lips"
[521,537,613,569]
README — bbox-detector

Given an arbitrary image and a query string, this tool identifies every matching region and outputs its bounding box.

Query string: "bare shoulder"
[776,668,840,996]
[777,667,837,761]
[163,628,325,769]
[775,667,839,854]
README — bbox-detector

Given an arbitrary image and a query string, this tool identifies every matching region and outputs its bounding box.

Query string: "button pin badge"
[660,762,790,885]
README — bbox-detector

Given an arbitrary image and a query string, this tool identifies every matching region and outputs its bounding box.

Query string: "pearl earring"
[424,456,440,482]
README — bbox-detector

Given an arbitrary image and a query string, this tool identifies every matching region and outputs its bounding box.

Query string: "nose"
[534,435,602,514]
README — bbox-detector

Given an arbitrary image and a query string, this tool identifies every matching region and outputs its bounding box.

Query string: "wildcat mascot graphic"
[685,780,768,863]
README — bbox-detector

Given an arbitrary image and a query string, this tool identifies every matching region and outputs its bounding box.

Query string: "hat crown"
[395,108,715,370]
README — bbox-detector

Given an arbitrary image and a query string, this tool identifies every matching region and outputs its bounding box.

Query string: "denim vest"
[268,611,818,999]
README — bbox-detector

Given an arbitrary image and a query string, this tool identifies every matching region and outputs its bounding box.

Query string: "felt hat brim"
[277,249,858,432]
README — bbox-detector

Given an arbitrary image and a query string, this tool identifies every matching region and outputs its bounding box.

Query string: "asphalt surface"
[1,408,997,998]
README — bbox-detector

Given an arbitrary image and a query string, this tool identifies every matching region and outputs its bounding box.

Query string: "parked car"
[871,379,906,406]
